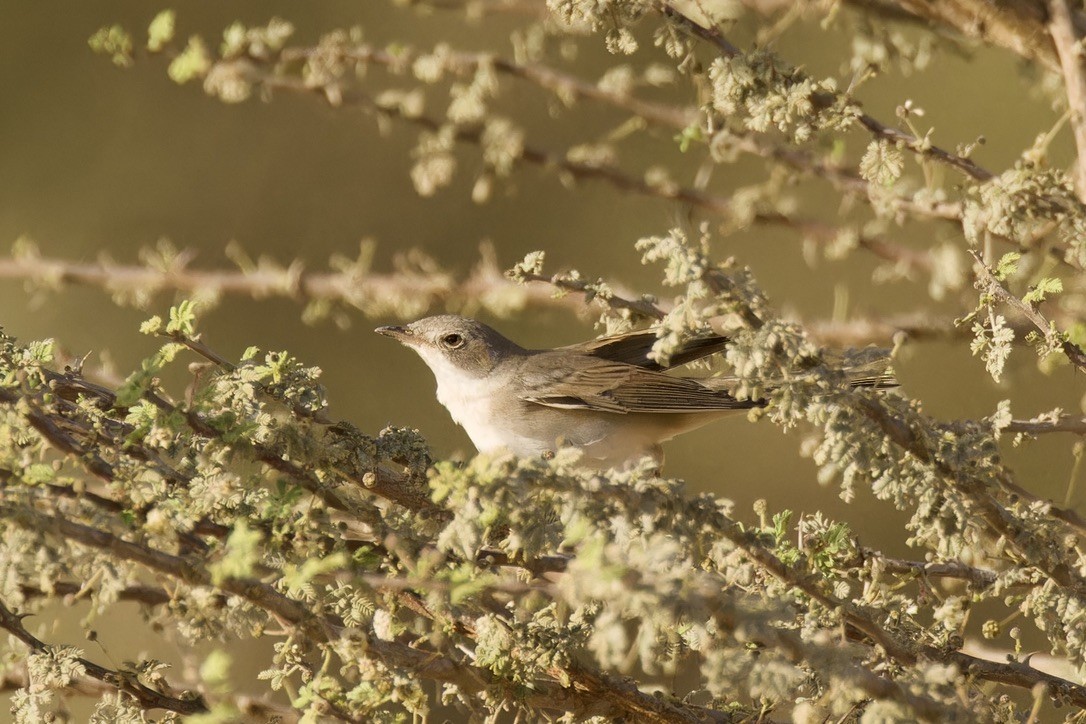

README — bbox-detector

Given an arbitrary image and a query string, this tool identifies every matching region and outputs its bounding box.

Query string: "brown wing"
[563,330,729,371]
[518,353,757,414]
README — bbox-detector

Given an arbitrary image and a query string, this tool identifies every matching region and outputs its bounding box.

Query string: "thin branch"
[285,38,976,253]
[402,0,545,17]
[20,582,172,607]
[280,43,697,130]
[0,245,591,317]
[1048,0,1086,200]
[658,0,996,182]
[0,667,305,723]
[970,249,1086,373]
[0,506,738,724]
[249,70,933,276]
[0,597,207,715]
[1005,414,1086,435]
[845,0,1064,71]
[13,250,1086,350]
[722,520,1086,709]
[861,549,1000,588]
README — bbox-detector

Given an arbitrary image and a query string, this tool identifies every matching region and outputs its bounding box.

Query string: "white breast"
[417,349,537,454]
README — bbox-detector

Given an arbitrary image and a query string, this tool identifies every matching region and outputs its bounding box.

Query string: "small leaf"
[993,252,1021,281]
[147,10,176,52]
[165,300,198,336]
[859,140,903,187]
[1022,277,1063,304]
[168,36,211,84]
[139,315,163,335]
[88,25,133,67]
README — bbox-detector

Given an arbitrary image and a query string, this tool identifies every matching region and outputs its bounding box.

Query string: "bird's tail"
[702,347,898,393]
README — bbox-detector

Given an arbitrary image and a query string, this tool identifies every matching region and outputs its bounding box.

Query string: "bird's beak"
[375,325,412,343]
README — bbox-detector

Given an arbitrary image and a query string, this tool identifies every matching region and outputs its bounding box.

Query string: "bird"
[376,315,894,469]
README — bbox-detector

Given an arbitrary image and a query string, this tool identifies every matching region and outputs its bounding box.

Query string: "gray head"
[375,315,523,379]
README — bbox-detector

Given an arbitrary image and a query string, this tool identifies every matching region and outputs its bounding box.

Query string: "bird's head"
[375,315,521,380]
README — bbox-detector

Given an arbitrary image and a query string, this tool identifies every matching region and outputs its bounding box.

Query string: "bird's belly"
[562,410,735,468]
[438,378,735,467]
[436,380,549,456]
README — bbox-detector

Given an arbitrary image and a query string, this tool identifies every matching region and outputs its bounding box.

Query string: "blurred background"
[2,0,1084,713]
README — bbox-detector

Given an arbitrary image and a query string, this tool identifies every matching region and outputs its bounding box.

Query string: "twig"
[280,43,696,130]
[19,582,172,607]
[1048,0,1086,200]
[1005,414,1086,435]
[0,597,207,715]
[844,0,1063,71]
[861,549,999,588]
[658,1,995,182]
[0,249,606,319]
[970,249,1086,373]
[285,38,974,249]
[1,250,955,332]
[0,506,739,723]
[250,71,932,276]
[723,520,1086,709]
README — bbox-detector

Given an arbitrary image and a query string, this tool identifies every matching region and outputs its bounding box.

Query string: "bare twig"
[1005,414,1086,435]
[0,250,952,330]
[245,68,934,276]
[845,0,1064,70]
[861,549,1000,588]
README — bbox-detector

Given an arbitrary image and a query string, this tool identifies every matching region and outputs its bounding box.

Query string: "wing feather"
[519,354,758,414]
[564,330,729,371]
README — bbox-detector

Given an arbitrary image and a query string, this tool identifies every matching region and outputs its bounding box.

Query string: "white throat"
[414,347,508,452]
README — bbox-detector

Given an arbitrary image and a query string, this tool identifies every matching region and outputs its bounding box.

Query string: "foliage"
[3,1,1086,722]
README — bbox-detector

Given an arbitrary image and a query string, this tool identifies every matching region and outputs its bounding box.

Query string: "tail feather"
[577,328,899,391]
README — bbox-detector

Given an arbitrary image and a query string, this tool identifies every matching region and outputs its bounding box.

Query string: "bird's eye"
[441,333,464,349]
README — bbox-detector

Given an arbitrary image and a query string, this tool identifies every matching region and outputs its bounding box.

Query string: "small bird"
[376,315,893,469]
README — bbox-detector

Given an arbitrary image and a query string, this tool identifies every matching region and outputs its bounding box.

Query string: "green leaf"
[199,650,231,692]
[27,339,55,364]
[282,552,348,595]
[139,315,163,336]
[168,36,211,84]
[115,342,185,406]
[22,463,55,485]
[1067,322,1086,350]
[674,124,703,153]
[209,521,263,585]
[165,300,198,336]
[994,252,1021,281]
[88,25,133,67]
[1022,277,1063,304]
[147,10,176,52]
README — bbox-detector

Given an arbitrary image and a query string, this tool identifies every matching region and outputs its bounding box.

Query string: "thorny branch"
[0,249,980,343]
[0,597,207,715]
[843,0,1067,70]
[0,505,739,723]
[4,320,1086,718]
